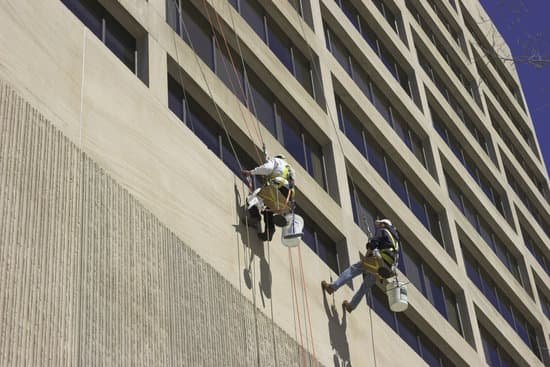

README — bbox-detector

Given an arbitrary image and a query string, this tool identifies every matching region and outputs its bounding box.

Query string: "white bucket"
[281,213,304,248]
[386,280,408,312]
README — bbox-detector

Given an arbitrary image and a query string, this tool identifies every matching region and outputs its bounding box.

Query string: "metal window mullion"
[321,154,329,192]
[102,17,106,43]
[313,231,319,255]
[290,47,296,76]
[301,132,308,172]
[218,134,223,159]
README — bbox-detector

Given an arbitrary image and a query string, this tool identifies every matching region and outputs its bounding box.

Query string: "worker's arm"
[242,160,275,177]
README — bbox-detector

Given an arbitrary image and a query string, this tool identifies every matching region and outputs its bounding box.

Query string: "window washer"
[242,154,296,241]
[321,219,399,313]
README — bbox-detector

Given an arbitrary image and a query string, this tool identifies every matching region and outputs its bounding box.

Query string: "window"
[368,287,459,367]
[522,225,550,277]
[419,51,496,164]
[62,0,147,83]
[479,325,520,367]
[537,287,550,320]
[464,248,543,360]
[167,2,330,193]
[505,167,550,238]
[447,175,526,289]
[432,108,510,222]
[231,0,323,106]
[370,0,404,42]
[168,74,257,181]
[295,207,339,273]
[344,122,444,250]
[334,0,415,100]
[287,0,314,28]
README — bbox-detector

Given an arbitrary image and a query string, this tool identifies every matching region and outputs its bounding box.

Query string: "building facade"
[0,0,548,366]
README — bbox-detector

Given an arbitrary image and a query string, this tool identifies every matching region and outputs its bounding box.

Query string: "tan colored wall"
[0,81,326,366]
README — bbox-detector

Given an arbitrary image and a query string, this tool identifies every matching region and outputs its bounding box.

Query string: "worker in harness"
[321,219,399,313]
[242,154,296,241]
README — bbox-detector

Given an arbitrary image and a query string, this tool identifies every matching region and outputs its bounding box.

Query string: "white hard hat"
[375,219,393,227]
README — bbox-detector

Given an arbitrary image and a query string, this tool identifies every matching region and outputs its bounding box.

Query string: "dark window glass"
[408,185,429,229]
[481,332,501,367]
[365,135,387,180]
[62,0,103,37]
[420,335,442,367]
[304,134,326,189]
[267,20,293,71]
[168,75,184,119]
[179,1,214,68]
[105,13,136,70]
[247,72,276,135]
[187,99,220,156]
[397,313,420,353]
[371,84,391,122]
[215,39,246,103]
[351,63,373,100]
[427,274,447,318]
[402,246,424,292]
[339,102,366,156]
[317,230,339,274]
[239,0,266,41]
[388,161,408,203]
[480,271,499,309]
[294,51,314,95]
[278,106,306,167]
[370,287,397,331]
[328,29,351,74]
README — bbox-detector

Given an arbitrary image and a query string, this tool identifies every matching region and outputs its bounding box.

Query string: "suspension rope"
[297,245,319,367]
[170,0,243,173]
[288,247,307,367]
[199,0,264,164]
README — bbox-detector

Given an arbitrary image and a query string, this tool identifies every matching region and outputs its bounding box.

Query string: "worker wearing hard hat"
[321,219,399,313]
[242,154,296,241]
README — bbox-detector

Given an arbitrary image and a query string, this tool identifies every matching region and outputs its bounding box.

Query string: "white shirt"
[250,158,294,181]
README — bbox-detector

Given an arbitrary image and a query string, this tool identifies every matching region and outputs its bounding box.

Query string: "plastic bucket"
[281,213,304,248]
[386,280,408,312]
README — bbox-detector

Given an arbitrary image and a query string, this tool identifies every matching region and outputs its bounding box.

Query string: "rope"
[170,0,243,173]
[297,245,319,367]
[200,0,265,164]
[288,247,307,367]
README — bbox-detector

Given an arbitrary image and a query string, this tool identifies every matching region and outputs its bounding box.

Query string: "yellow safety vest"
[380,228,399,266]
[268,163,292,190]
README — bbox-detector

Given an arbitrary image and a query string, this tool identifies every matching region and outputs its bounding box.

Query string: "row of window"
[337,101,444,250]
[168,74,339,273]
[522,225,550,278]
[446,175,526,289]
[406,0,480,107]
[432,108,509,222]
[61,0,147,83]
[348,171,446,254]
[479,324,519,367]
[167,1,329,192]
[287,0,314,28]
[505,167,550,238]
[464,248,543,360]
[371,0,404,41]
[476,60,538,158]
[418,49,497,164]
[490,110,549,202]
[334,0,416,101]
[537,287,550,320]
[348,181,463,336]
[463,11,526,112]
[368,286,458,367]
[421,0,467,57]
[228,0,324,106]
[325,27,431,172]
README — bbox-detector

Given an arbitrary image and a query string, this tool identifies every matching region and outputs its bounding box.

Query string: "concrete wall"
[0,81,324,366]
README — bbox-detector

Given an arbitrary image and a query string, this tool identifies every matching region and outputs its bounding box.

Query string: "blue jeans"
[331,261,376,310]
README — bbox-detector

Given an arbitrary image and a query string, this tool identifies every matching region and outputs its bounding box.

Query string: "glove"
[241,169,251,177]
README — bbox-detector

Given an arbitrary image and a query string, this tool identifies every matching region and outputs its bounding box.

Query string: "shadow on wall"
[323,289,351,367]
[233,184,272,306]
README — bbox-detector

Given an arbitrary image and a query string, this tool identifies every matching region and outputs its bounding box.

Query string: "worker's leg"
[348,273,377,310]
[259,211,275,241]
[330,261,364,291]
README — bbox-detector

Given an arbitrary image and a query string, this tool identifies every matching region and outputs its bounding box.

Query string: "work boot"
[342,300,353,313]
[258,231,274,242]
[321,280,335,295]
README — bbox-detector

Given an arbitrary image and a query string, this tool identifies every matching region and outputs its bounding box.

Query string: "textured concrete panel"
[0,80,323,367]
